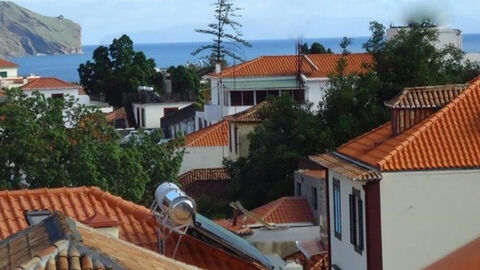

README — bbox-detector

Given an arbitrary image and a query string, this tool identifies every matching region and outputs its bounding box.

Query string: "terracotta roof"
[217,197,315,234]
[0,58,18,68]
[385,84,468,109]
[21,77,80,91]
[185,120,228,147]
[105,107,126,122]
[82,212,120,228]
[297,169,326,179]
[209,53,373,78]
[178,168,230,199]
[0,187,265,270]
[224,101,268,123]
[0,212,199,270]
[424,236,480,270]
[309,153,382,182]
[338,78,480,171]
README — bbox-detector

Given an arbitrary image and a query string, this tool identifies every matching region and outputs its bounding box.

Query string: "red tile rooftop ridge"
[0,58,18,67]
[337,78,480,171]
[208,53,373,78]
[21,77,80,90]
[0,186,265,270]
[185,120,228,147]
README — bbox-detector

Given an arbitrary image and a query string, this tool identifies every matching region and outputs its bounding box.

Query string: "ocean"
[8,34,480,82]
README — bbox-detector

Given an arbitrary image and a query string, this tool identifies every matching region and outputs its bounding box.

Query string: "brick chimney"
[82,213,120,238]
[385,84,468,136]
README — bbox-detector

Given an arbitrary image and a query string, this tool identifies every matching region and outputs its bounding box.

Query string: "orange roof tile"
[185,120,228,147]
[21,77,80,91]
[310,153,382,182]
[178,168,230,199]
[338,78,480,171]
[0,58,18,67]
[297,169,326,179]
[424,236,480,270]
[209,53,373,78]
[105,107,126,122]
[224,101,268,123]
[217,197,315,234]
[385,84,468,109]
[1,212,200,270]
[0,187,264,270]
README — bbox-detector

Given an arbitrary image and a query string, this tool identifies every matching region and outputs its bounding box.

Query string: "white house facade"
[203,54,372,124]
[309,81,480,270]
[132,101,193,129]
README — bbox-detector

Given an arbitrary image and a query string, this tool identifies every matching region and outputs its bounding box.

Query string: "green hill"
[0,1,81,57]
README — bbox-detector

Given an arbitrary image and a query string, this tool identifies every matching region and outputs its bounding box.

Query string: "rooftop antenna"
[151,182,197,258]
[296,40,305,96]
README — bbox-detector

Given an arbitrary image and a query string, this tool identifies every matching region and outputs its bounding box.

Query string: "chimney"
[82,213,120,238]
[215,63,221,74]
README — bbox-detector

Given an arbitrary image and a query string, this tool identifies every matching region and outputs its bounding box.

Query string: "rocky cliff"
[0,1,82,57]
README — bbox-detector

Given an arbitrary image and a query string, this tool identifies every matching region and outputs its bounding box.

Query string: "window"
[296,182,302,197]
[234,124,238,154]
[242,91,254,105]
[293,89,305,103]
[136,107,140,126]
[141,108,145,127]
[230,91,242,106]
[312,187,318,210]
[256,91,267,103]
[51,93,64,99]
[229,124,233,152]
[350,188,364,254]
[25,210,52,226]
[333,179,341,239]
[0,71,7,78]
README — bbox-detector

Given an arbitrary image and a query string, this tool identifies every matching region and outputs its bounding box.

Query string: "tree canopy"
[224,96,329,208]
[0,89,184,204]
[192,0,251,66]
[300,42,333,54]
[78,34,160,108]
[167,65,201,101]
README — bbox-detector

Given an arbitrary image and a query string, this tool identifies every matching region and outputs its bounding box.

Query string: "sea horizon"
[8,34,480,82]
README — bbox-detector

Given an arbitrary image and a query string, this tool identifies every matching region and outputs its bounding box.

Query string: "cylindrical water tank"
[155,183,197,225]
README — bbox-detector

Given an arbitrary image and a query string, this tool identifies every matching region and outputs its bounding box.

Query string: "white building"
[132,101,193,129]
[0,58,18,78]
[294,169,327,233]
[20,77,91,105]
[179,120,229,175]
[309,82,480,270]
[386,26,463,50]
[203,53,373,124]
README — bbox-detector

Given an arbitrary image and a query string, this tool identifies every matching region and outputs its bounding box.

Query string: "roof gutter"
[331,152,380,172]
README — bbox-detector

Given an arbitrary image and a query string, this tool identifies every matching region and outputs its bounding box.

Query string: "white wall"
[0,67,18,78]
[328,171,367,270]
[133,102,192,129]
[380,169,480,270]
[179,146,228,175]
[304,79,329,107]
[294,171,326,228]
[23,89,90,104]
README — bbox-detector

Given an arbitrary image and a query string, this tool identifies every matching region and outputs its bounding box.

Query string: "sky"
[8,0,480,45]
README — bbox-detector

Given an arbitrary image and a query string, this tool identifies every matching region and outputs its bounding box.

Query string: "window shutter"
[349,194,355,244]
[358,198,364,250]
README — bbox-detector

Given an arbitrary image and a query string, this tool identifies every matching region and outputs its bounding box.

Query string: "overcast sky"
[9,0,480,45]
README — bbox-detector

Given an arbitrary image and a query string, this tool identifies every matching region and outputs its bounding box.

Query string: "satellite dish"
[154,182,197,226]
